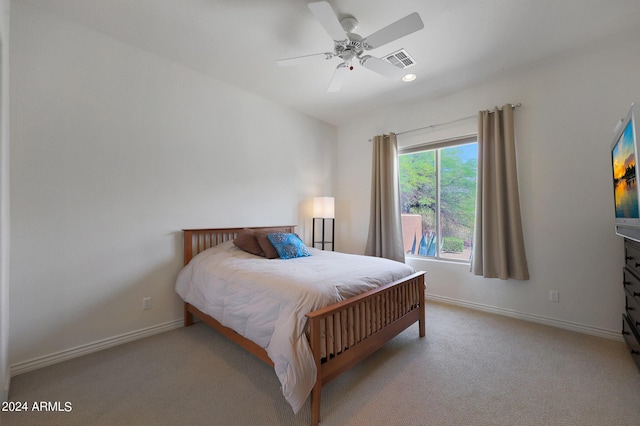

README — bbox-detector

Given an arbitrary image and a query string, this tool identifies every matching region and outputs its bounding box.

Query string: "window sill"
[405,255,471,266]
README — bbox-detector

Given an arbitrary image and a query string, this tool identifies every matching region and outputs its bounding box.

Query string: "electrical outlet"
[143,297,151,310]
[549,291,559,302]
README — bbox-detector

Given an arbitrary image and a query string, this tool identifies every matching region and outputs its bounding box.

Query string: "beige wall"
[0,0,9,403]
[336,29,640,337]
[8,3,337,369]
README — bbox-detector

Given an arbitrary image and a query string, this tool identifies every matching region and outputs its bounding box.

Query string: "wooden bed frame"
[182,226,426,426]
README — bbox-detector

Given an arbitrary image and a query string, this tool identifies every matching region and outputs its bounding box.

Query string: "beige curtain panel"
[365,134,405,263]
[471,104,529,280]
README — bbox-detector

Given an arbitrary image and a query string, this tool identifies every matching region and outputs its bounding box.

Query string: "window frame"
[399,134,478,263]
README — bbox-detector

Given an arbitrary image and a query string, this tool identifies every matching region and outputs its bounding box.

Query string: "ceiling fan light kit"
[277,1,424,92]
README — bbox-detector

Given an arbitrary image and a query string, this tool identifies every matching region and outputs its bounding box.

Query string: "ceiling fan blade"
[277,52,333,67]
[308,1,348,42]
[327,63,349,92]
[360,56,405,81]
[363,12,424,49]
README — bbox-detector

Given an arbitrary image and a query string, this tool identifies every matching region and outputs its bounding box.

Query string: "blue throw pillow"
[266,233,311,259]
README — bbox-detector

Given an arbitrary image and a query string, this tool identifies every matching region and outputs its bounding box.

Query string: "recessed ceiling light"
[402,73,417,82]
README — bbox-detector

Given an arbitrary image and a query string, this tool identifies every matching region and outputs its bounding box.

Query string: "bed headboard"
[182,226,296,265]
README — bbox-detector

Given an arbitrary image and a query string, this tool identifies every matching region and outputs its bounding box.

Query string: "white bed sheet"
[175,240,415,413]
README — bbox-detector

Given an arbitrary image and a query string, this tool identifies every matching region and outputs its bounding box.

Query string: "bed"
[176,226,425,426]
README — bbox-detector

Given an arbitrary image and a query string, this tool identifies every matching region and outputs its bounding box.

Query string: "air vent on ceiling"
[383,49,416,69]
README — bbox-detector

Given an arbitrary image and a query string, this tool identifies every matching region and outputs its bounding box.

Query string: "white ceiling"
[18,0,640,125]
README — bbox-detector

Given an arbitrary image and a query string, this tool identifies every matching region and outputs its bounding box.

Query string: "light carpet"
[2,301,639,425]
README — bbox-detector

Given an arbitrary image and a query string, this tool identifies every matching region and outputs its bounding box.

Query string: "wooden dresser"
[622,238,640,370]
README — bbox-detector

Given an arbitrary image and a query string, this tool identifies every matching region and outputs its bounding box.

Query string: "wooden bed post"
[183,230,194,266]
[419,273,426,337]
[184,302,194,327]
[183,230,194,328]
[309,315,322,426]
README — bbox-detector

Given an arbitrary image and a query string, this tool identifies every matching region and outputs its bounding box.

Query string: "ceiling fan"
[277,1,424,92]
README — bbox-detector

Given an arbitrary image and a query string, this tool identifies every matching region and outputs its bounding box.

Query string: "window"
[399,136,478,262]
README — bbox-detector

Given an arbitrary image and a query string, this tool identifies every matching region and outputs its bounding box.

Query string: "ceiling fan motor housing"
[334,32,364,64]
[277,2,425,91]
[340,16,358,32]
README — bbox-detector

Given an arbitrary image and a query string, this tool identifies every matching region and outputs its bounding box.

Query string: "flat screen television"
[611,102,640,241]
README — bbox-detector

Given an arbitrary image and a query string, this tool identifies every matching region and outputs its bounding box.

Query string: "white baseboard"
[427,294,623,342]
[10,319,183,377]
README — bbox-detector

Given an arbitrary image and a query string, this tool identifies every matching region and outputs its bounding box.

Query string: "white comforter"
[175,240,415,413]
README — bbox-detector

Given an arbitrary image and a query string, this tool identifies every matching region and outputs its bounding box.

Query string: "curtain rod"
[395,102,522,137]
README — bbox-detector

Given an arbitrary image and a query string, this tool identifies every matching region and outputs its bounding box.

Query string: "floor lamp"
[312,196,335,251]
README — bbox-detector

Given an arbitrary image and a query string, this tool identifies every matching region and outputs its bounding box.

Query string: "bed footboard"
[306,271,426,426]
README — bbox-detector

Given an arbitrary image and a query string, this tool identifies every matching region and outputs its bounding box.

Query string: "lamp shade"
[313,197,335,219]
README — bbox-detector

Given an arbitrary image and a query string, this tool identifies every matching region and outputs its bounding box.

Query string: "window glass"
[399,138,477,262]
